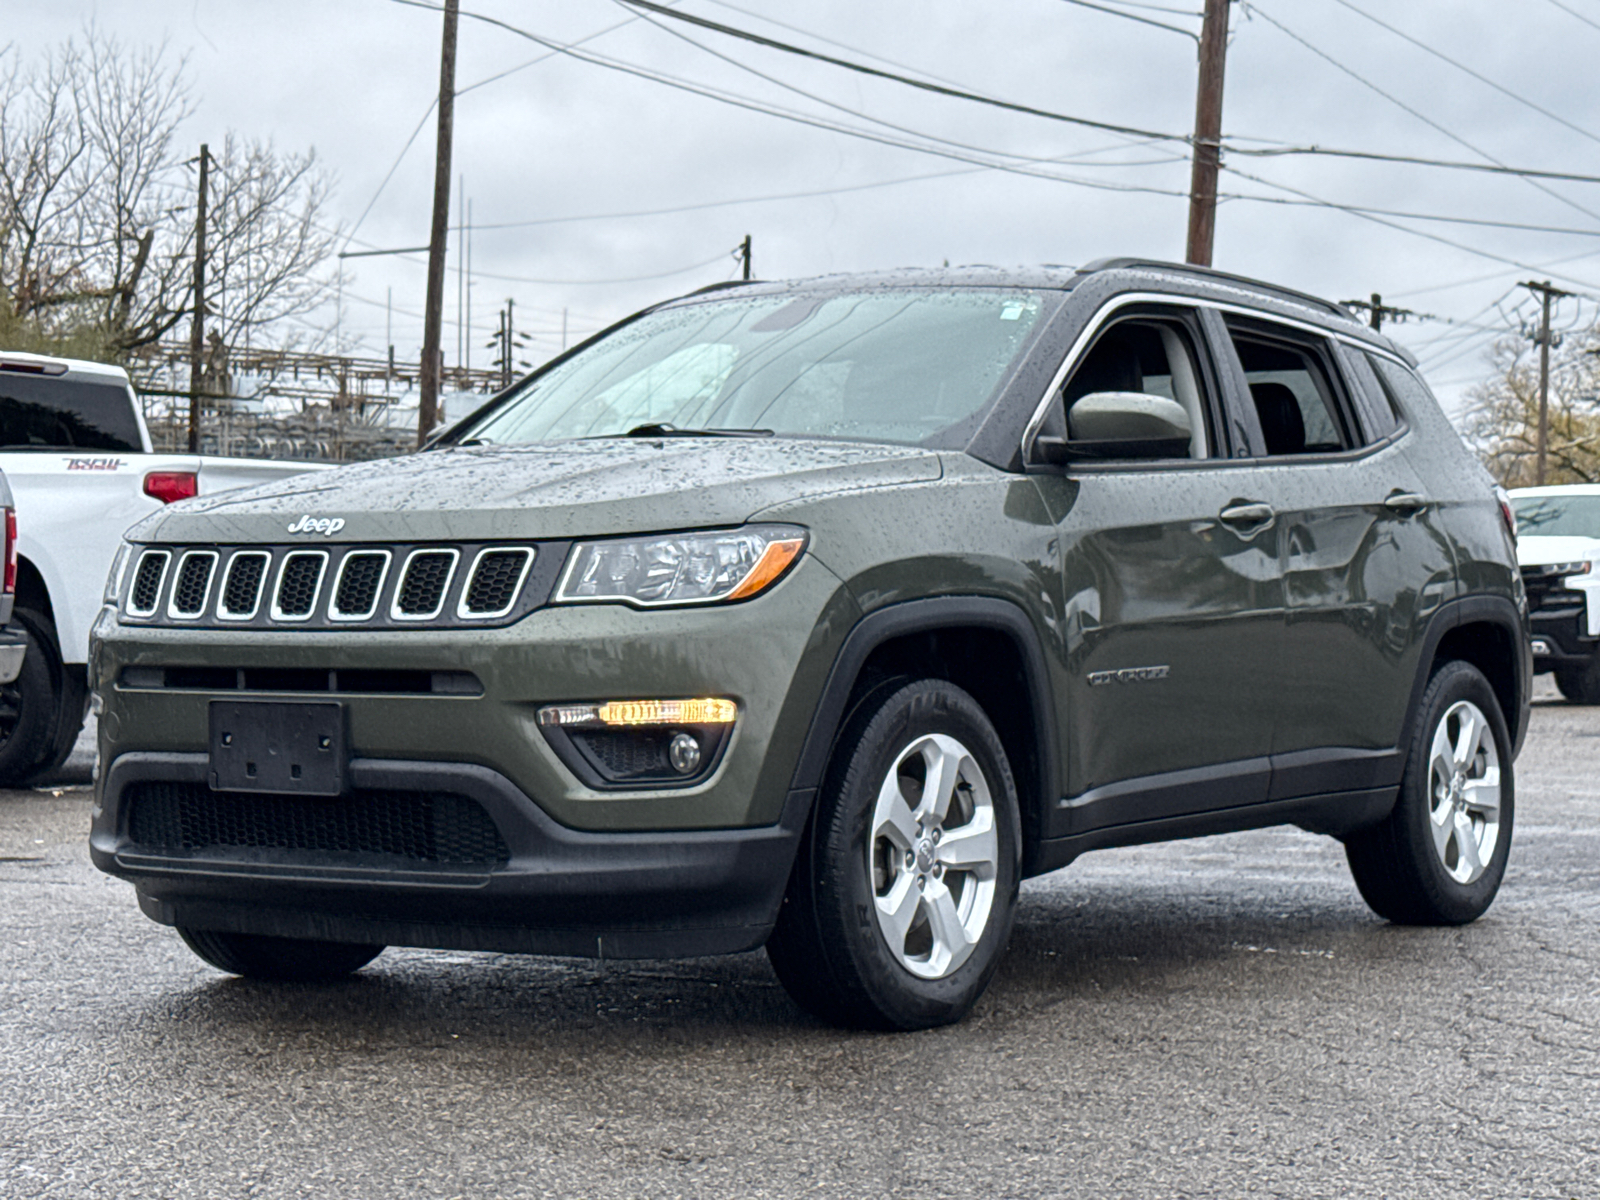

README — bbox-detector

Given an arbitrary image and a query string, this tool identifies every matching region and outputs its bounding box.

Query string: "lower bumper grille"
[125,782,510,866]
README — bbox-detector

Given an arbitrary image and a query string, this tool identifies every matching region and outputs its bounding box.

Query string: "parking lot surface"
[3,684,1596,1199]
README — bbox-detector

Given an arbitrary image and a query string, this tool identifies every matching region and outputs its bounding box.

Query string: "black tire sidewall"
[0,608,63,786]
[809,679,1021,1029]
[1393,660,1515,923]
[1555,650,1600,704]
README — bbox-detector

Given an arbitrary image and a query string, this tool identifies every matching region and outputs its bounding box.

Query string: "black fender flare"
[786,595,1060,845]
[1401,593,1531,758]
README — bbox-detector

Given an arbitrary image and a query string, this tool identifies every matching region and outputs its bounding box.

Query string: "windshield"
[0,375,142,452]
[460,288,1051,447]
[1512,493,1600,538]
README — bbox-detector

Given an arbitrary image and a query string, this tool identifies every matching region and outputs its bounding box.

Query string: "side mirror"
[1034,391,1192,463]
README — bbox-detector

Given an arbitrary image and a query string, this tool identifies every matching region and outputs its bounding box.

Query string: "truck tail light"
[3,507,14,594]
[1495,486,1517,541]
[144,471,198,504]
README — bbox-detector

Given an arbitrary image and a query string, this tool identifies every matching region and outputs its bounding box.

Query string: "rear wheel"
[0,608,75,787]
[766,679,1021,1030]
[178,928,385,982]
[1345,660,1513,925]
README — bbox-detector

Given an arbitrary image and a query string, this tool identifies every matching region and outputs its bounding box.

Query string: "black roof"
[666,257,1402,357]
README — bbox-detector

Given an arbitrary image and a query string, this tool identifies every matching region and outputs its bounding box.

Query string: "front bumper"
[1530,607,1595,672]
[92,752,812,958]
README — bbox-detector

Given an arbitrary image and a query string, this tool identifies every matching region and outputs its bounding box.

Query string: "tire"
[1345,660,1514,925]
[1554,649,1600,704]
[766,679,1022,1030]
[0,608,66,787]
[178,928,385,982]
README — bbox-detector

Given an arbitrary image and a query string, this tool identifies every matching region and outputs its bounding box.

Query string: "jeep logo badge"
[286,515,346,536]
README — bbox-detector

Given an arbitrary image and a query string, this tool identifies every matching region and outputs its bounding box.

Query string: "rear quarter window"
[0,375,142,452]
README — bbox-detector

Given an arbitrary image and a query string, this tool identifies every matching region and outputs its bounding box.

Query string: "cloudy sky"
[13,0,1600,412]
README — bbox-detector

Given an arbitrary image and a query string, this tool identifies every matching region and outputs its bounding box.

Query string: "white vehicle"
[1509,484,1600,703]
[0,350,327,783]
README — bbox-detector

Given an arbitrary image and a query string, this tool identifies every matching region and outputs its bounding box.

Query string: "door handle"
[1219,501,1274,525]
[1383,491,1429,513]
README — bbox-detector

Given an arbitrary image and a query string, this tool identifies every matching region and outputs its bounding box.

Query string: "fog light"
[668,732,702,775]
[537,697,737,727]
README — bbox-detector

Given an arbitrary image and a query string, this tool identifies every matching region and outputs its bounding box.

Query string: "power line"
[1240,1,1600,225]
[615,0,1165,171]
[1327,0,1600,149]
[388,0,1206,195]
[698,0,980,91]
[608,0,1190,143]
[389,0,1600,194]
[1544,0,1600,34]
[1232,144,1600,187]
[343,9,651,250]
[1222,162,1600,291]
[1056,0,1199,39]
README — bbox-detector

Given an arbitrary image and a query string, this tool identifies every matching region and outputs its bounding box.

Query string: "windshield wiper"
[619,423,773,438]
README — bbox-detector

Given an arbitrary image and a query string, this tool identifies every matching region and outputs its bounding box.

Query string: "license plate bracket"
[209,700,347,796]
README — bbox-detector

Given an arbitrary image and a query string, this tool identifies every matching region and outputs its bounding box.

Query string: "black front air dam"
[91,753,810,959]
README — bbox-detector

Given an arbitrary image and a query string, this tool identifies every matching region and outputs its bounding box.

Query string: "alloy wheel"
[1427,699,1502,885]
[868,732,999,979]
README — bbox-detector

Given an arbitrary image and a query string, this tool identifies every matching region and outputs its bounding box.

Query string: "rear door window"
[0,374,142,452]
[1224,321,1357,456]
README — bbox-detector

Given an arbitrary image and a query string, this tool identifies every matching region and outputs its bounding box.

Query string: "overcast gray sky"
[13,0,1600,411]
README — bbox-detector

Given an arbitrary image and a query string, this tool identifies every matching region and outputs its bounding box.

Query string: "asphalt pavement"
[3,682,1596,1199]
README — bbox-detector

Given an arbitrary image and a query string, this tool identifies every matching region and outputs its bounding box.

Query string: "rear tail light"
[144,471,198,504]
[3,507,15,594]
[1495,486,1517,541]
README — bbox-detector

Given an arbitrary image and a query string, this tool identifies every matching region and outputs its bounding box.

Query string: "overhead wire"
[1327,0,1600,149]
[1544,0,1600,34]
[612,0,1172,170]
[1240,1,1600,225]
[1056,0,1199,39]
[343,8,653,249]
[1221,162,1600,291]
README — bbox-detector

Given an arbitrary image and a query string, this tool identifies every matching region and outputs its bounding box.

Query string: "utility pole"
[1185,0,1230,267]
[1522,279,1573,486]
[187,143,210,453]
[740,234,753,281]
[418,0,459,448]
[1340,292,1421,332]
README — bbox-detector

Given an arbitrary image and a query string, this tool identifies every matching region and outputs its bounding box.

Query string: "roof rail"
[1076,257,1360,325]
[686,279,758,297]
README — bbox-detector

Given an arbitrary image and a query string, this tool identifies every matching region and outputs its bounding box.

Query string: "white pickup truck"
[1509,484,1600,703]
[0,350,326,784]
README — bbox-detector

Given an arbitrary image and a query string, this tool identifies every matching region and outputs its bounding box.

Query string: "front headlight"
[104,542,132,605]
[555,524,807,607]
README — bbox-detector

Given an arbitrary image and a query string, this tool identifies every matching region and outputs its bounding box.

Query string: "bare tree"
[0,28,338,361]
[1465,332,1600,487]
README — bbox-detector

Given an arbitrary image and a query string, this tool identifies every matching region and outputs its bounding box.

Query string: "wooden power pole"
[1185,0,1230,267]
[1522,279,1573,486]
[418,0,459,448]
[187,143,210,453]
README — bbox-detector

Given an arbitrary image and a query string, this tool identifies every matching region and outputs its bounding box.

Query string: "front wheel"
[178,928,384,981]
[766,679,1021,1030]
[1345,660,1513,925]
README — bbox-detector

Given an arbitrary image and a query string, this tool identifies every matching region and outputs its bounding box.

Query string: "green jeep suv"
[90,259,1529,1029]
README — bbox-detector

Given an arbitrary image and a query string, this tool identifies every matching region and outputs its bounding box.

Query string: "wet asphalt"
[3,682,1597,1200]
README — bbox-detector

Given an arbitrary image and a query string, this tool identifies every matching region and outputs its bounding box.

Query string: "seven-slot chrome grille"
[118,541,558,630]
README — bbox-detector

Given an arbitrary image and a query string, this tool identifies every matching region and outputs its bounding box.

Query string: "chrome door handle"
[1383,492,1429,513]
[1219,502,1274,525]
